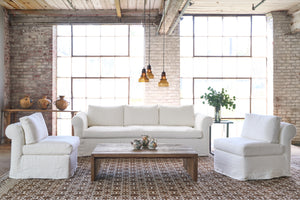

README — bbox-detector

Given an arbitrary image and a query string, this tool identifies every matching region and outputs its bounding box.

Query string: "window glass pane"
[180,16,193,36]
[207,58,222,77]
[72,57,85,77]
[237,17,251,36]
[222,37,237,56]
[101,57,115,77]
[57,25,71,36]
[251,99,266,114]
[194,17,207,36]
[87,79,101,98]
[252,37,266,57]
[115,37,128,56]
[194,37,207,56]
[252,16,267,36]
[73,37,86,55]
[193,57,207,77]
[237,37,250,56]
[237,58,251,77]
[222,58,237,77]
[73,79,86,98]
[100,37,115,55]
[57,78,71,97]
[115,79,128,98]
[130,25,144,37]
[180,79,193,98]
[223,17,237,36]
[115,58,129,76]
[86,25,101,36]
[180,58,194,77]
[73,25,86,36]
[86,37,101,55]
[252,58,266,77]
[57,37,71,56]
[86,58,100,77]
[252,79,266,98]
[208,17,222,36]
[57,57,71,77]
[207,37,222,56]
[73,99,86,112]
[101,25,115,36]
[101,79,115,98]
[57,119,71,136]
[194,79,209,99]
[130,36,144,56]
[115,25,128,36]
[180,37,193,57]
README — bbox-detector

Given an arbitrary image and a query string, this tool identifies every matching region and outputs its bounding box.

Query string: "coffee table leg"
[183,157,198,181]
[91,156,95,181]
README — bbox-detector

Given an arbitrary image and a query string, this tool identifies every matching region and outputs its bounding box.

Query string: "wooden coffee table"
[91,143,198,181]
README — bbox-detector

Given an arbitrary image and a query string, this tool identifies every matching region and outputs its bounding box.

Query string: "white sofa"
[214,113,296,180]
[6,113,80,179]
[72,105,213,156]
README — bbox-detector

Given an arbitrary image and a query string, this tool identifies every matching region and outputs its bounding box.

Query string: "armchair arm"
[194,113,213,138]
[279,122,296,146]
[71,112,88,138]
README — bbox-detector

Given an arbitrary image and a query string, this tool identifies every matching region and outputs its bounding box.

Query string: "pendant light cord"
[148,0,151,64]
[163,0,165,72]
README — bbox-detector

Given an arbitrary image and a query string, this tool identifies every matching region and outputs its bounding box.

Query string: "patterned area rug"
[1,156,300,199]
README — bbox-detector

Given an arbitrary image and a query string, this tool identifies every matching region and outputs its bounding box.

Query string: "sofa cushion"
[83,126,202,139]
[214,137,284,156]
[88,105,124,126]
[241,113,281,143]
[20,113,48,144]
[23,136,80,155]
[159,105,195,127]
[124,105,159,126]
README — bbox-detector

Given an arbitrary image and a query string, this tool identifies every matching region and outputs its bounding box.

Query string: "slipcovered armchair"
[6,113,80,179]
[214,114,296,180]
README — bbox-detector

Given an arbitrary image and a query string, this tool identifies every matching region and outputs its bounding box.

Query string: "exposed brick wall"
[272,11,300,143]
[9,24,53,133]
[144,25,180,105]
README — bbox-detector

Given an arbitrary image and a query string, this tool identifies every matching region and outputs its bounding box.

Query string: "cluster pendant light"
[158,0,169,87]
[138,0,149,82]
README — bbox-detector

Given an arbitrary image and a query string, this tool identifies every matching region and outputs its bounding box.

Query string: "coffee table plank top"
[92,143,198,158]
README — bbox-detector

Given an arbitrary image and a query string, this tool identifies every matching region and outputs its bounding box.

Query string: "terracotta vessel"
[38,96,51,110]
[20,95,33,109]
[54,96,69,111]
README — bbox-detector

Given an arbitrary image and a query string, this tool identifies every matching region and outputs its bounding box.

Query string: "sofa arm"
[71,112,88,138]
[194,113,213,137]
[279,122,296,146]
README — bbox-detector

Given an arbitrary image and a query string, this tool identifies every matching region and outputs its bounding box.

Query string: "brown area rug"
[1,156,300,200]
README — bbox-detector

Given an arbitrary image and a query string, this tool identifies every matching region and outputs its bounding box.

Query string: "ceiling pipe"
[252,0,266,10]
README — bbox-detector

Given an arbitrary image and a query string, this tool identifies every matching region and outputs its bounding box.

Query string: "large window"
[55,24,145,135]
[180,15,272,136]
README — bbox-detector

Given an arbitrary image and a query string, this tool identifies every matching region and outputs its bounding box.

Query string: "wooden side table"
[2,109,78,143]
[209,120,233,155]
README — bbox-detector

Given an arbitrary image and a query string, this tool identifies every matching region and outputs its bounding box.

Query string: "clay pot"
[54,96,69,111]
[37,96,51,110]
[20,95,33,109]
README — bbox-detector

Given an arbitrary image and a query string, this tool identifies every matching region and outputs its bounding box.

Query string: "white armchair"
[6,113,80,179]
[214,114,296,180]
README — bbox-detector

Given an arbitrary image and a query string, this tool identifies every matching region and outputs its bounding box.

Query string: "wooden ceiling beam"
[157,0,188,35]
[115,0,122,18]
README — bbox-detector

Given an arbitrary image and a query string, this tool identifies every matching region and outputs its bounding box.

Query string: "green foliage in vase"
[200,87,236,111]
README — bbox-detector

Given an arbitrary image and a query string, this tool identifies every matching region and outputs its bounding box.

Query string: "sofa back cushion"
[159,105,195,127]
[20,112,48,144]
[88,105,124,126]
[241,113,281,143]
[124,105,159,126]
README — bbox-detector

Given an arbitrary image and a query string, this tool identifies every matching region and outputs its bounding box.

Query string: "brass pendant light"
[139,0,149,82]
[158,0,169,87]
[146,0,154,79]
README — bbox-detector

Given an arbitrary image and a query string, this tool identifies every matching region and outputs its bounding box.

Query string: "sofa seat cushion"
[23,136,80,155]
[214,137,284,156]
[82,126,202,139]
